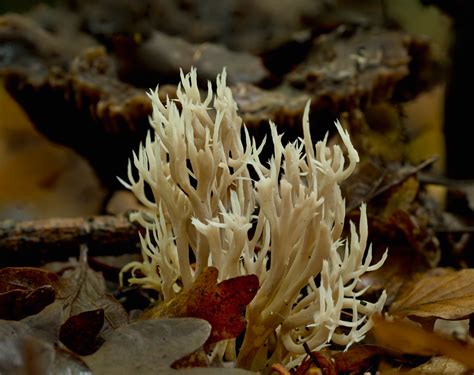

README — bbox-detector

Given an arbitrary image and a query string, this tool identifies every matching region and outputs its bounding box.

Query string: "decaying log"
[286,27,435,108]
[110,31,269,87]
[71,0,326,54]
[2,45,153,188]
[0,215,140,266]
[1,12,436,188]
[232,83,310,130]
[233,27,435,138]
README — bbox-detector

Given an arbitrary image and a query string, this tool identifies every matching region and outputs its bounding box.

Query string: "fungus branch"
[120,68,387,371]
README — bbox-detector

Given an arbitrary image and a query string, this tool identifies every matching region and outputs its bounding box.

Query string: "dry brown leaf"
[333,345,385,374]
[142,267,259,345]
[0,267,59,320]
[59,309,105,355]
[390,268,474,320]
[372,316,474,369]
[57,247,128,335]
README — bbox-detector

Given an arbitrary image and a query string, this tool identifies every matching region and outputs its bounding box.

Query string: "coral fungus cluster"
[120,68,386,371]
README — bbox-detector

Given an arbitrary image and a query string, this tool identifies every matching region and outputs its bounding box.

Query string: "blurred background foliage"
[0,0,453,220]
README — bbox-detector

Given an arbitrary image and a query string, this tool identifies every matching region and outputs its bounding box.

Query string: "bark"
[0,215,140,266]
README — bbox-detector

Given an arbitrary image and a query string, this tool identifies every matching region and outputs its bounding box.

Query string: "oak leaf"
[142,266,259,345]
[52,247,128,354]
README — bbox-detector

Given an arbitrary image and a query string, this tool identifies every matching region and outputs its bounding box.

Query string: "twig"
[0,214,140,266]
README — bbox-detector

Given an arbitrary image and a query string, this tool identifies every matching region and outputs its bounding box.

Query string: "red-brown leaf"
[142,267,259,345]
[333,345,385,374]
[293,350,336,375]
[0,267,59,320]
[59,309,105,355]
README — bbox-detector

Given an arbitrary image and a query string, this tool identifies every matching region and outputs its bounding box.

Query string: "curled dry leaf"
[43,247,129,355]
[372,315,474,369]
[57,248,128,336]
[142,266,259,345]
[59,309,105,355]
[0,285,55,321]
[0,267,59,292]
[390,268,474,320]
[0,267,59,320]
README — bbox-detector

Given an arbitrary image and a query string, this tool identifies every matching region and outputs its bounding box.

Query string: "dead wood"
[0,215,140,266]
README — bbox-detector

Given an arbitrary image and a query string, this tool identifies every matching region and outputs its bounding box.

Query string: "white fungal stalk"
[120,68,387,372]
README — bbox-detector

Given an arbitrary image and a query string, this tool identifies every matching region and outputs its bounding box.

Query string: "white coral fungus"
[119,68,387,371]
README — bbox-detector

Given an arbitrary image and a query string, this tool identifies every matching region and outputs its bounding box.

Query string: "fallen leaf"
[83,317,256,374]
[0,285,56,321]
[0,267,59,292]
[293,349,336,375]
[142,267,259,345]
[358,209,434,306]
[0,267,59,320]
[372,316,474,369]
[358,241,429,306]
[333,345,385,374]
[381,177,420,219]
[0,302,90,374]
[57,247,128,337]
[83,318,210,374]
[341,159,386,213]
[342,157,436,213]
[59,309,105,355]
[390,268,474,320]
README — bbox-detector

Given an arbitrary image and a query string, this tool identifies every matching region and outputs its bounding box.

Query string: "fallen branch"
[0,215,140,266]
